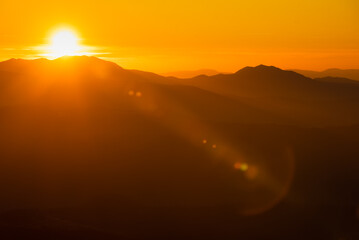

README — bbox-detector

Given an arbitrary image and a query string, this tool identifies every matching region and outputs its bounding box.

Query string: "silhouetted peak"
[234,64,308,80]
[236,65,282,74]
[163,69,221,78]
[0,55,123,74]
[54,55,100,63]
[0,57,49,65]
[0,58,51,73]
[53,55,122,68]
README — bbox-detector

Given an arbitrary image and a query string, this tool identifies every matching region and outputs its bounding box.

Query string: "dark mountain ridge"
[163,69,222,78]
[0,56,358,239]
[292,68,359,81]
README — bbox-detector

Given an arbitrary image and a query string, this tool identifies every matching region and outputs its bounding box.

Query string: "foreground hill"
[0,57,358,239]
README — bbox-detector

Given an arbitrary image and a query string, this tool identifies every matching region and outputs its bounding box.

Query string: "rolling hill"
[0,57,358,239]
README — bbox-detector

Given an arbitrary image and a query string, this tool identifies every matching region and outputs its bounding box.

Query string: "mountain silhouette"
[163,69,222,78]
[183,64,358,99]
[0,56,358,239]
[292,68,359,81]
[173,64,359,126]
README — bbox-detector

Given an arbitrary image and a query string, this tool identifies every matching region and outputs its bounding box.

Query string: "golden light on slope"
[47,28,83,58]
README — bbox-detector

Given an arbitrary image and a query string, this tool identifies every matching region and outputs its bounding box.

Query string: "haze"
[0,0,359,237]
[0,0,358,72]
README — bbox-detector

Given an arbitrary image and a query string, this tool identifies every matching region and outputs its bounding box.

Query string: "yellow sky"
[0,0,358,72]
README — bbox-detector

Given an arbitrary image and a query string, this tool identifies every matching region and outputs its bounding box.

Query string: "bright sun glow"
[48,29,83,58]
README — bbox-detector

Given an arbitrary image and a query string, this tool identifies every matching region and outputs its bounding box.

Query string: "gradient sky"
[0,0,358,73]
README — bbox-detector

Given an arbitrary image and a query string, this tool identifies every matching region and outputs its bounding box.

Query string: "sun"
[48,29,83,58]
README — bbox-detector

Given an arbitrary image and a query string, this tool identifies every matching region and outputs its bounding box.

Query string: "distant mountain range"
[169,64,359,126]
[291,68,359,81]
[162,67,359,82]
[162,69,223,78]
[161,68,359,81]
[0,56,358,239]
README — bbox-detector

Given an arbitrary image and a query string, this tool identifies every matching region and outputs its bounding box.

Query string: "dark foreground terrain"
[0,57,358,239]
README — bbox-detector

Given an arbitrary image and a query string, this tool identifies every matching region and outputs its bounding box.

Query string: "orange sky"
[0,0,358,73]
